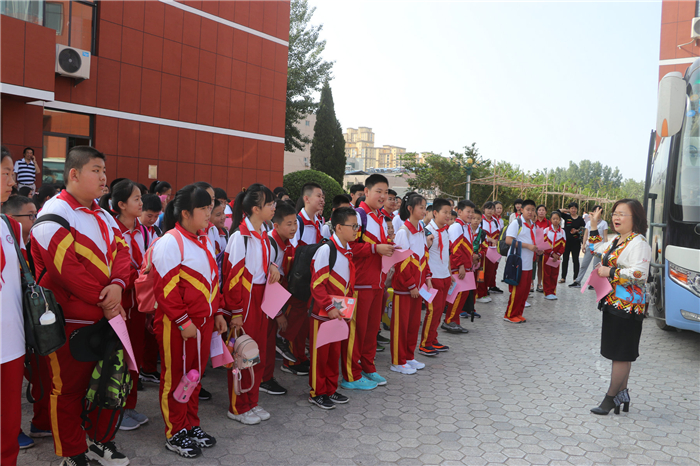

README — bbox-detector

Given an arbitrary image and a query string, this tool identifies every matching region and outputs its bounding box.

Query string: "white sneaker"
[476,297,492,304]
[524,301,531,307]
[227,410,261,425]
[252,406,270,421]
[390,364,417,375]
[406,359,425,370]
[545,294,558,300]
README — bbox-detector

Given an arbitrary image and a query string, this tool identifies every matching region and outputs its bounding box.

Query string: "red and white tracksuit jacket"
[391,220,430,366]
[150,223,221,439]
[207,222,229,256]
[477,215,500,297]
[543,226,566,296]
[309,234,354,396]
[30,191,131,457]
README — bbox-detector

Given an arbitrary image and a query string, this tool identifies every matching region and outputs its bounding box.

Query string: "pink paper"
[535,228,551,251]
[419,285,438,303]
[211,333,234,368]
[582,267,613,301]
[381,248,413,273]
[315,318,349,348]
[486,247,501,263]
[546,256,561,268]
[224,217,233,230]
[446,272,476,303]
[261,282,291,319]
[109,316,138,372]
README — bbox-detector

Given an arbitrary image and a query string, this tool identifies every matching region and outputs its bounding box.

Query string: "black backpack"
[287,238,337,302]
[498,217,522,256]
[502,240,522,286]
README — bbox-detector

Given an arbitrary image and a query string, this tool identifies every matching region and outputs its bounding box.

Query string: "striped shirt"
[13,159,36,184]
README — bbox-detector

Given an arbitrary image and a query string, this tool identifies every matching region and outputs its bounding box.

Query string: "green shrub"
[283,169,345,219]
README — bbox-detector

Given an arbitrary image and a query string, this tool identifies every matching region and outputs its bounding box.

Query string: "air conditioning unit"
[692,18,700,39]
[55,44,91,79]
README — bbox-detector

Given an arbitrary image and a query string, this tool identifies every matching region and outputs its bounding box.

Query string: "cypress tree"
[310,82,346,184]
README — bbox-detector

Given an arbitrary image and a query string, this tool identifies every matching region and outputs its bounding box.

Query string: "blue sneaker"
[362,371,387,386]
[460,312,468,317]
[29,423,52,438]
[18,431,34,449]
[340,377,378,390]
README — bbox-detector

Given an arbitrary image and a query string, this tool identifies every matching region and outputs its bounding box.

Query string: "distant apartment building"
[283,112,316,174]
[343,126,408,171]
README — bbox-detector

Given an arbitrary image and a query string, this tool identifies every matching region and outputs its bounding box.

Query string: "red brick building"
[1,0,289,195]
[659,1,700,79]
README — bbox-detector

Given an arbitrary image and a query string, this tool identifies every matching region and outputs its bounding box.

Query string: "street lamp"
[465,157,478,201]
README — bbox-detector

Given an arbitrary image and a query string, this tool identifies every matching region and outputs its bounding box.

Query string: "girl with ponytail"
[222,184,280,425]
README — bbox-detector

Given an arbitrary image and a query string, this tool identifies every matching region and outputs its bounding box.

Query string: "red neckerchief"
[522,220,537,245]
[239,220,270,275]
[482,215,498,234]
[272,229,293,275]
[331,235,354,294]
[360,201,387,243]
[175,223,218,281]
[381,208,394,220]
[403,219,423,235]
[301,210,322,243]
[118,218,144,270]
[58,191,113,269]
[457,218,474,244]
[430,220,448,260]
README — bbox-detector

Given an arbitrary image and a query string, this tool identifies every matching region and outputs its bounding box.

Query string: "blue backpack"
[502,239,522,286]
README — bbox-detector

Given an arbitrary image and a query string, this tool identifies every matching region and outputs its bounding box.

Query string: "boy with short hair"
[449,210,458,226]
[381,189,397,220]
[31,146,132,466]
[322,194,352,239]
[139,193,162,238]
[476,201,502,303]
[504,199,542,323]
[308,207,358,409]
[349,184,365,206]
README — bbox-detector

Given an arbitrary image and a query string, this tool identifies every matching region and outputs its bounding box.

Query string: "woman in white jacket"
[587,199,650,416]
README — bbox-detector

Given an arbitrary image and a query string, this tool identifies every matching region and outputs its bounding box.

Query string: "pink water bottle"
[174,369,199,403]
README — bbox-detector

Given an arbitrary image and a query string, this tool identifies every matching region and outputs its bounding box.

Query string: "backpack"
[226,327,260,395]
[287,238,337,302]
[498,217,522,256]
[502,239,522,286]
[81,336,131,442]
[135,230,185,313]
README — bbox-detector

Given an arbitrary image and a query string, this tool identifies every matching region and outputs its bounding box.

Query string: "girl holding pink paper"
[542,211,566,300]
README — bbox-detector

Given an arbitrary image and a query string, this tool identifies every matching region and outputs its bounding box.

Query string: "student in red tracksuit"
[342,174,395,390]
[280,183,325,376]
[100,179,150,431]
[476,201,502,302]
[543,211,566,299]
[222,184,279,425]
[259,201,297,397]
[307,207,358,409]
[31,147,132,466]
[150,184,226,459]
[533,204,552,293]
[207,201,229,256]
[391,193,431,375]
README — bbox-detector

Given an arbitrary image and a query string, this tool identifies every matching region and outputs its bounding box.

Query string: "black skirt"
[600,307,643,362]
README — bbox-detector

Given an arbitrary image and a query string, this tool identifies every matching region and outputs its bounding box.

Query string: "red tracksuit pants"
[228,284,266,415]
[280,297,309,367]
[341,288,383,382]
[390,292,422,366]
[420,277,451,348]
[308,318,341,397]
[263,316,277,382]
[125,308,145,410]
[46,323,122,457]
[142,314,159,374]
[157,315,213,439]
[1,356,24,465]
[505,270,533,319]
[445,289,475,326]
[24,353,52,431]
[476,255,498,298]
[543,258,560,296]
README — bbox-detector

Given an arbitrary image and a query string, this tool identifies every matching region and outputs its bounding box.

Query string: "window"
[305,121,310,126]
[42,109,92,185]
[1,0,43,24]
[45,1,96,53]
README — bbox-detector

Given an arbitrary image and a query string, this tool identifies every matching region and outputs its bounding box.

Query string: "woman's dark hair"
[194,181,213,193]
[482,201,495,211]
[399,191,426,221]
[567,202,579,209]
[536,204,547,215]
[550,211,562,221]
[150,181,172,195]
[493,201,503,207]
[163,184,213,232]
[611,199,648,235]
[231,183,274,232]
[1,145,12,162]
[213,187,228,204]
[99,179,139,217]
[513,198,523,209]
[33,184,57,209]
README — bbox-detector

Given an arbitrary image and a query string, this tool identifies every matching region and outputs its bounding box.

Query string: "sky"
[309,0,662,182]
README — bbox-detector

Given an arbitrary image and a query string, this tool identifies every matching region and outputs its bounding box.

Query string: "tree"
[283,169,345,219]
[310,81,346,184]
[286,0,334,152]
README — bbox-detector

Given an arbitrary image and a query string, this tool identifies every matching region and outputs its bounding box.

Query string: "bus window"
[674,74,700,223]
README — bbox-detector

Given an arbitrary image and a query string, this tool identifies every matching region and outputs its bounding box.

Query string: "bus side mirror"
[657,72,686,137]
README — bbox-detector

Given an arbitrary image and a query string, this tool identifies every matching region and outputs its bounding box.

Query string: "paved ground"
[18,262,700,466]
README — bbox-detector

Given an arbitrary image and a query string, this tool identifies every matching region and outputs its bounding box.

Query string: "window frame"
[43,0,96,54]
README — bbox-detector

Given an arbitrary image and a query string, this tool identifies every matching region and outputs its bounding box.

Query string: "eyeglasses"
[611,212,632,218]
[13,214,37,221]
[340,224,360,231]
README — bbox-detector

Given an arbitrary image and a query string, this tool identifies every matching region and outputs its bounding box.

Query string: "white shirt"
[425,220,450,279]
[225,217,269,285]
[394,221,428,262]
[392,215,403,237]
[506,219,536,272]
[1,220,25,363]
[585,220,608,233]
[293,208,322,247]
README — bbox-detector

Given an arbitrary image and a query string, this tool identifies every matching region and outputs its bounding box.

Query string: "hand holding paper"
[534,228,551,251]
[381,248,413,273]
[261,282,291,319]
[315,318,349,348]
[419,285,438,304]
[446,272,476,303]
[582,267,613,301]
[546,256,561,268]
[211,331,234,368]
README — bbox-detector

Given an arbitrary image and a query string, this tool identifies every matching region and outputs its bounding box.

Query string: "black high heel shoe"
[590,394,621,415]
[614,388,630,413]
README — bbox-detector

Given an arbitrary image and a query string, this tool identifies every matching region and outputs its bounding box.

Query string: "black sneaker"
[137,378,144,391]
[166,428,202,458]
[259,378,287,395]
[275,336,298,363]
[418,346,438,356]
[60,453,89,466]
[86,439,129,465]
[281,363,309,376]
[376,332,390,344]
[568,282,581,288]
[329,392,349,404]
[432,342,450,352]
[489,286,504,294]
[139,370,160,384]
[198,386,212,401]
[187,426,216,448]
[382,322,390,331]
[308,394,335,410]
[376,344,385,352]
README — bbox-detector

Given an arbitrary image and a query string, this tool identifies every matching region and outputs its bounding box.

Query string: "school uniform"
[543,226,565,296]
[392,221,430,366]
[495,215,505,232]
[504,219,536,321]
[476,216,500,298]
[222,218,271,416]
[137,220,161,376]
[343,201,390,382]
[309,234,354,397]
[1,216,25,465]
[206,223,229,256]
[443,219,474,328]
[31,191,131,458]
[150,223,220,439]
[392,214,403,237]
